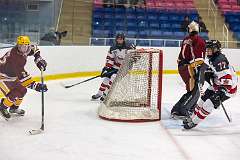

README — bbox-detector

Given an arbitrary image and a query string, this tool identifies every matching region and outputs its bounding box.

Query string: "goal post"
[98,48,163,122]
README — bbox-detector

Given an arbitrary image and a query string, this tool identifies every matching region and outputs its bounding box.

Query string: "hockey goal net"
[98,48,163,122]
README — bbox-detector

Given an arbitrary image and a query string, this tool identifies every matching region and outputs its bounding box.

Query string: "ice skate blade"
[29,129,43,135]
[0,114,10,121]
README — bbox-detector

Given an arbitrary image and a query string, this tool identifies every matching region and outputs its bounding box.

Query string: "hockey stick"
[63,75,101,88]
[220,101,232,123]
[207,80,232,123]
[29,69,45,135]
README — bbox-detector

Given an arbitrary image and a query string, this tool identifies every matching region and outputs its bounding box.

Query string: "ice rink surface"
[0,75,240,160]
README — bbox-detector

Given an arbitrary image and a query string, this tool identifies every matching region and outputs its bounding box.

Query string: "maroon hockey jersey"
[0,45,40,85]
[178,34,206,66]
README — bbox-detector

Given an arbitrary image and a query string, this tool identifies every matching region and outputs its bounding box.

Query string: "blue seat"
[104,21,114,27]
[160,23,171,30]
[168,16,182,22]
[171,23,181,29]
[115,8,125,14]
[126,8,135,14]
[139,30,148,38]
[136,8,145,13]
[138,20,148,27]
[93,13,103,19]
[162,31,174,39]
[148,14,158,21]
[150,30,162,38]
[91,38,105,46]
[165,40,180,47]
[126,14,136,20]
[126,30,137,38]
[137,40,150,46]
[149,22,160,29]
[127,26,138,31]
[127,21,137,27]
[104,13,114,19]
[116,26,126,30]
[232,25,240,32]
[174,32,186,39]
[104,7,114,14]
[93,7,104,12]
[115,14,126,19]
[116,22,125,27]
[151,40,164,47]
[92,24,104,30]
[92,30,110,38]
[159,16,168,21]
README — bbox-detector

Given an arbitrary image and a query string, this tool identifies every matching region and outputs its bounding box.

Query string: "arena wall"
[0,46,239,81]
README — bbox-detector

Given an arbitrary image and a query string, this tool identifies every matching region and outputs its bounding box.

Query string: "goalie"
[171,21,206,119]
[91,33,136,101]
[0,36,48,120]
[183,40,238,129]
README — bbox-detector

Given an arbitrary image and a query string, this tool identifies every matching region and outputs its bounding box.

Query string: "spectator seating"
[91,0,209,46]
[216,0,240,40]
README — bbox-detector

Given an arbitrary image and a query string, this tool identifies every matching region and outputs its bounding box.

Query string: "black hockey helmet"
[206,40,221,52]
[115,33,125,47]
[115,33,125,40]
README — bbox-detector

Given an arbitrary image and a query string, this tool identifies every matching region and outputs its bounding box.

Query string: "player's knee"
[18,85,27,97]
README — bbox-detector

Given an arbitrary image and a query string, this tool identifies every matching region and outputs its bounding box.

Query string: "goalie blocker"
[98,48,163,122]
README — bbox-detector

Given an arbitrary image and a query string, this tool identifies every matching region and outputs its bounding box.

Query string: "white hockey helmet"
[188,21,199,33]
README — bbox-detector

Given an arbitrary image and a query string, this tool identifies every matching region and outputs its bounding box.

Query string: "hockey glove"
[29,82,48,92]
[210,86,227,109]
[34,56,47,71]
[216,86,227,100]
[101,67,118,78]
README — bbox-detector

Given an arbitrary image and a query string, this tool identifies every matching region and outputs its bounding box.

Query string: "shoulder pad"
[211,54,229,72]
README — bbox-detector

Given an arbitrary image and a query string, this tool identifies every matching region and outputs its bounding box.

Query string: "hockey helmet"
[17,35,30,45]
[16,35,31,54]
[206,40,221,52]
[115,33,125,47]
[206,40,221,58]
[115,33,125,40]
[188,21,199,33]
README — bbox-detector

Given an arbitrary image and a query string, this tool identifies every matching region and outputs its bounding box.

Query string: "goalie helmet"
[188,21,199,33]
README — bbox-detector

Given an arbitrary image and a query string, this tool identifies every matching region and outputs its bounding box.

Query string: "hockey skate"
[100,93,107,102]
[183,117,197,129]
[91,94,102,100]
[9,107,25,116]
[0,107,11,120]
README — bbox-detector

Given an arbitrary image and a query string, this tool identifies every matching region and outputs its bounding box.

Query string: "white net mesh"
[98,48,163,122]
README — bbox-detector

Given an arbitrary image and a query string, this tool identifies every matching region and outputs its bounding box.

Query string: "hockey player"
[171,21,206,119]
[92,33,136,101]
[183,40,238,129]
[0,35,48,120]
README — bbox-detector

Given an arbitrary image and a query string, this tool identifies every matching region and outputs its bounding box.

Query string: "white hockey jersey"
[206,53,238,97]
[105,43,135,70]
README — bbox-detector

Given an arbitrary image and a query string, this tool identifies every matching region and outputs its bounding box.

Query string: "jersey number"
[217,61,227,70]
